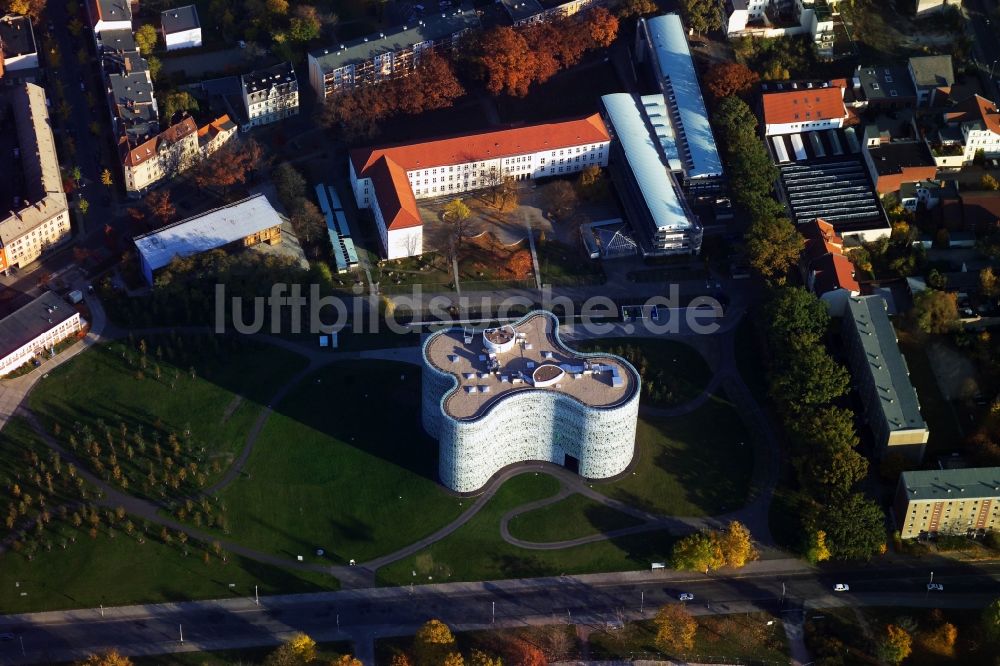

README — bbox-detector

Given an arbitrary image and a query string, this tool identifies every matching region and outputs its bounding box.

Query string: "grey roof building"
[240,61,299,128]
[854,64,916,108]
[501,0,544,24]
[894,467,1000,538]
[307,5,480,98]
[96,28,136,53]
[842,295,929,463]
[908,55,954,106]
[0,290,83,374]
[161,5,200,34]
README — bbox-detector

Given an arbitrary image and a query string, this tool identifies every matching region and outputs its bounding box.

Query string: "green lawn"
[28,336,309,498]
[897,334,965,460]
[597,399,755,517]
[506,493,644,543]
[0,525,335,614]
[377,473,676,585]
[573,337,712,407]
[535,240,605,286]
[211,361,464,565]
[588,613,788,663]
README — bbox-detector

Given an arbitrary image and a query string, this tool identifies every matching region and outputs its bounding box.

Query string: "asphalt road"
[2,560,999,664]
[967,0,1000,99]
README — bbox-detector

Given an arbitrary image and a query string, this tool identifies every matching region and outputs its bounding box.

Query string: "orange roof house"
[762,83,848,136]
[800,219,861,315]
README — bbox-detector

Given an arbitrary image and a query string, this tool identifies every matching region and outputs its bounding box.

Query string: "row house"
[120,116,198,194]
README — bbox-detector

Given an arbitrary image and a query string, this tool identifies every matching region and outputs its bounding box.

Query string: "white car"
[833,583,850,592]
[678,593,695,601]
[927,583,944,591]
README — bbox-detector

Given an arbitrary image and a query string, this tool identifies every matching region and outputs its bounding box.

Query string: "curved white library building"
[421,311,640,493]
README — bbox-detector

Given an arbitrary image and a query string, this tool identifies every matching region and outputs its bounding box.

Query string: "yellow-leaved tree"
[719,520,759,568]
[653,603,697,655]
[77,651,133,666]
[414,619,459,666]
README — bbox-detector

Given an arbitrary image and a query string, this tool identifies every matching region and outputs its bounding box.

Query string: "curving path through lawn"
[9,296,780,590]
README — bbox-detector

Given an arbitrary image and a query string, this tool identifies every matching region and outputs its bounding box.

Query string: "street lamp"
[990,60,999,80]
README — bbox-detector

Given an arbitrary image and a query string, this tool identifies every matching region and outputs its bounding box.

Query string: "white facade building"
[0,291,84,375]
[422,311,640,493]
[85,0,133,39]
[940,95,1000,163]
[241,62,299,129]
[350,115,610,259]
[161,5,202,51]
[0,14,38,74]
[761,82,848,136]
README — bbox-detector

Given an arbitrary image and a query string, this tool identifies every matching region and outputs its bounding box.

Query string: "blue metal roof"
[640,14,723,181]
[602,93,693,232]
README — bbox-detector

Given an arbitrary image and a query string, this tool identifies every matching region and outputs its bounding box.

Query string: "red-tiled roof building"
[800,218,861,316]
[349,115,611,258]
[762,82,848,136]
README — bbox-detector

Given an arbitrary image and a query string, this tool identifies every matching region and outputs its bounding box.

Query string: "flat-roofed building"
[861,126,937,195]
[894,467,1000,539]
[241,62,298,128]
[842,295,929,463]
[908,55,953,107]
[120,115,199,195]
[308,6,480,100]
[422,310,640,492]
[0,84,71,272]
[85,0,133,38]
[161,5,202,51]
[350,115,610,258]
[0,291,84,375]
[853,65,917,110]
[601,93,702,256]
[635,14,723,192]
[134,194,283,284]
[0,14,38,77]
[501,0,544,24]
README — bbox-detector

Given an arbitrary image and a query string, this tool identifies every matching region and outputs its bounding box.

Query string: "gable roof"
[121,116,197,168]
[801,218,843,261]
[762,84,847,126]
[811,252,859,295]
[367,156,421,231]
[350,114,609,174]
[90,0,131,24]
[197,114,235,143]
[161,5,200,34]
[945,94,1000,136]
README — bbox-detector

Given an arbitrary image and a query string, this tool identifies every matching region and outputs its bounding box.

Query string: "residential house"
[861,123,937,195]
[0,291,84,375]
[85,0,133,40]
[307,5,479,100]
[914,0,951,16]
[799,219,860,315]
[161,5,202,51]
[0,84,71,272]
[120,115,199,194]
[761,81,848,136]
[241,62,298,128]
[95,28,136,54]
[842,295,930,464]
[197,114,237,157]
[939,94,1000,165]
[894,467,1000,539]
[0,14,38,78]
[852,64,917,111]
[908,55,954,107]
[350,115,610,258]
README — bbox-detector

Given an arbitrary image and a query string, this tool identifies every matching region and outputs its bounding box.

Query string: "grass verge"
[506,493,645,543]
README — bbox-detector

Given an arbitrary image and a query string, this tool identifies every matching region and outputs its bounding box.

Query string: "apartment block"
[85,0,133,40]
[0,84,71,272]
[842,295,929,463]
[894,467,1000,539]
[0,291,84,375]
[161,5,202,51]
[0,14,38,78]
[241,62,298,128]
[307,6,479,99]
[350,116,610,258]
[762,80,849,136]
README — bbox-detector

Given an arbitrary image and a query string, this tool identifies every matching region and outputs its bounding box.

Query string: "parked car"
[0,633,14,641]
[833,583,850,592]
[678,593,694,601]
[927,583,944,591]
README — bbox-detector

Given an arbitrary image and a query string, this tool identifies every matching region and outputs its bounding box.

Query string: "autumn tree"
[577,164,608,200]
[76,651,133,666]
[745,216,803,285]
[443,198,472,258]
[332,656,364,666]
[5,0,47,20]
[145,190,176,226]
[617,0,658,18]
[272,162,308,211]
[877,624,912,665]
[981,266,999,299]
[544,180,577,219]
[505,249,533,279]
[413,619,459,666]
[653,603,697,654]
[192,139,264,195]
[921,621,958,657]
[819,492,886,560]
[135,24,158,54]
[982,598,1000,641]
[468,649,502,666]
[291,200,328,255]
[264,632,317,666]
[719,521,758,568]
[704,62,759,101]
[982,174,1000,191]
[101,169,114,188]
[585,7,619,47]
[671,530,724,573]
[805,529,831,564]
[681,0,722,34]
[910,289,959,334]
[478,27,537,97]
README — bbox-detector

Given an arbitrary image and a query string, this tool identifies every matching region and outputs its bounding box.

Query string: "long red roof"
[762,85,846,126]
[351,115,610,231]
